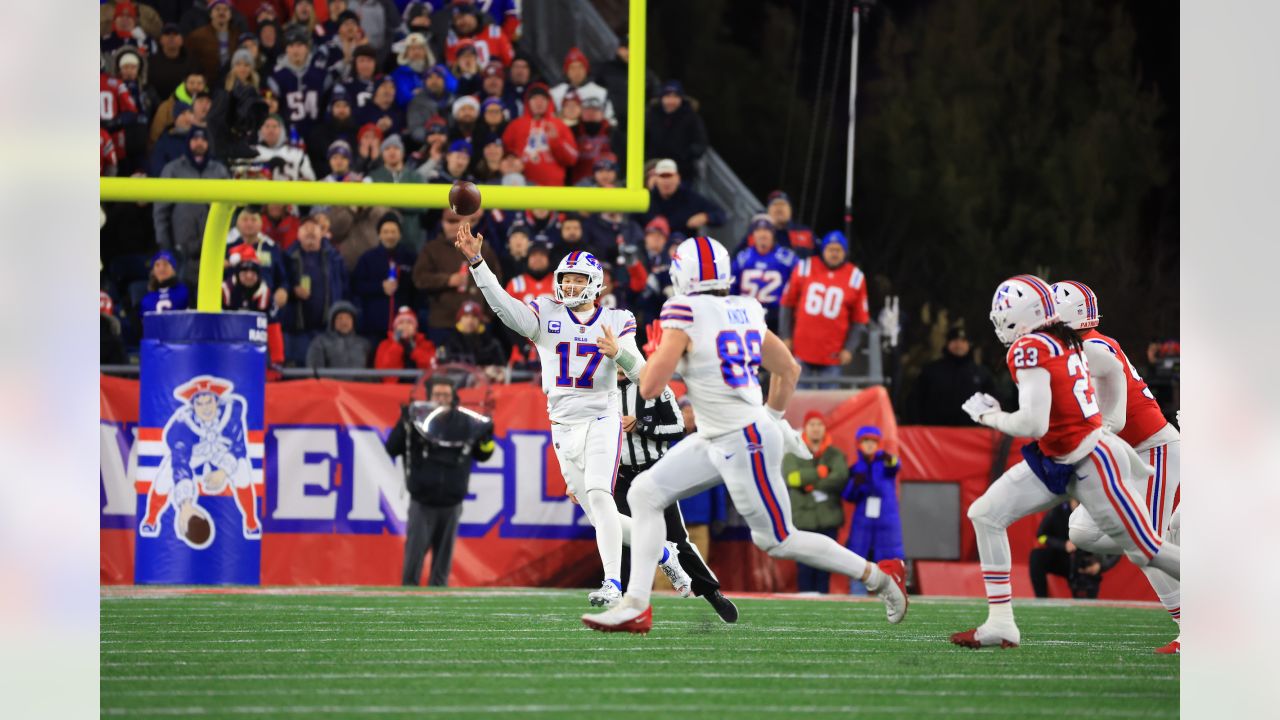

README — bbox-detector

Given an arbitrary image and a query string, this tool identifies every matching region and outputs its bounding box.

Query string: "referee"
[615,371,739,623]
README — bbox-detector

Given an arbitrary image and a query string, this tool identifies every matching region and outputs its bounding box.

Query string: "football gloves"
[961,392,1001,425]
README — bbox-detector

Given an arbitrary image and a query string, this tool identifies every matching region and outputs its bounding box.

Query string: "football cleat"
[875,559,909,624]
[659,542,693,598]
[243,525,262,540]
[705,590,739,623]
[139,520,161,538]
[950,623,1021,649]
[1154,638,1180,655]
[588,580,623,608]
[582,597,652,634]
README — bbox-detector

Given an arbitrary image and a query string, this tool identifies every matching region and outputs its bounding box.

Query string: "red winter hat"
[457,300,484,320]
[394,306,418,330]
[563,47,590,75]
[357,122,384,144]
[803,410,825,426]
[229,244,260,268]
[644,216,670,238]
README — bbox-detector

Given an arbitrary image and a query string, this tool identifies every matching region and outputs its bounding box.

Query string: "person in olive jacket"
[782,410,850,593]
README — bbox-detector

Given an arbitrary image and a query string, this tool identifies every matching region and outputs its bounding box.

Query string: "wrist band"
[467,254,483,268]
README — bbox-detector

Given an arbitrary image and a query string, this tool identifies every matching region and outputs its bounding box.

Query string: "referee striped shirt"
[617,378,685,467]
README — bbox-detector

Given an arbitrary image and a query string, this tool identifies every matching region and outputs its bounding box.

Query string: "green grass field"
[101,588,1178,718]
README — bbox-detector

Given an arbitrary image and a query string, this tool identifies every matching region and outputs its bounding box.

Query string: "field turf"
[101,587,1178,718]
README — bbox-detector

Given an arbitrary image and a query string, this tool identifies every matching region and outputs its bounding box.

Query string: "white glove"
[878,296,901,348]
[131,26,147,43]
[768,408,812,460]
[961,392,1001,425]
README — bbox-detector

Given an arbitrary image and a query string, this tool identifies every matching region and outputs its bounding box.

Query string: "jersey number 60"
[716,330,763,388]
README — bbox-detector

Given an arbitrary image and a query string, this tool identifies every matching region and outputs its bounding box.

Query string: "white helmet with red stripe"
[989,274,1059,346]
[1050,280,1101,330]
[553,250,604,305]
[670,236,732,296]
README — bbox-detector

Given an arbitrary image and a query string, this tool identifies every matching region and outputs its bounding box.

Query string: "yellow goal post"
[99,0,649,312]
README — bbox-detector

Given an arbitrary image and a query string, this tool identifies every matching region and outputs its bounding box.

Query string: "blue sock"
[659,546,670,564]
[608,578,622,591]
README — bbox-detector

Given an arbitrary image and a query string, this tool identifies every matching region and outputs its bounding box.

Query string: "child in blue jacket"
[842,426,905,594]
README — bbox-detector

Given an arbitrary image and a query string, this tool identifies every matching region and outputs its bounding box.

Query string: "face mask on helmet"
[552,252,603,306]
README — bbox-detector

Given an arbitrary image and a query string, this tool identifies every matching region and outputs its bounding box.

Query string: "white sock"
[981,566,1014,624]
[624,487,668,606]
[585,489,623,582]
[1148,541,1180,580]
[768,530,870,581]
[1141,565,1180,628]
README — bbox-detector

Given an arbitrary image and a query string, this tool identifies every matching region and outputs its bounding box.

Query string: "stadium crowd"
[99,0,879,384]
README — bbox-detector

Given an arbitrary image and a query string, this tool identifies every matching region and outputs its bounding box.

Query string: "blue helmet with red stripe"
[989,274,1059,346]
[670,236,732,296]
[553,250,604,306]
[1050,280,1101,330]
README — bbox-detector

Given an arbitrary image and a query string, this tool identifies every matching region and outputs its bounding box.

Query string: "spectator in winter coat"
[480,61,518,119]
[322,9,367,80]
[350,0,403,58]
[733,214,798,331]
[150,23,198,101]
[351,213,418,343]
[907,326,1000,426]
[110,48,153,175]
[225,206,290,307]
[418,138,474,184]
[471,135,506,184]
[640,159,725,233]
[506,55,533,115]
[342,45,382,114]
[550,214,614,268]
[284,215,347,365]
[219,48,265,156]
[101,292,128,365]
[267,27,332,137]
[448,96,482,147]
[450,41,483,98]
[353,122,383,176]
[306,301,371,369]
[575,153,619,189]
[149,102,196,177]
[222,246,286,368]
[550,47,616,125]
[439,300,506,378]
[369,135,428,249]
[841,426,904,594]
[391,33,435,109]
[763,190,816,257]
[503,83,578,186]
[154,127,231,291]
[782,412,850,593]
[374,306,437,383]
[256,20,283,75]
[140,250,191,314]
[186,0,237,87]
[329,201,393,272]
[254,114,316,181]
[102,2,157,67]
[645,80,709,181]
[262,204,301,250]
[477,96,508,141]
[568,97,613,186]
[307,89,361,176]
[412,209,502,345]
[356,77,406,137]
[445,5,513,67]
[149,72,206,151]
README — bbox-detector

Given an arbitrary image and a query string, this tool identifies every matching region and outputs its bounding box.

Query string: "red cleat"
[1154,638,1180,655]
[950,628,1018,649]
[582,604,653,634]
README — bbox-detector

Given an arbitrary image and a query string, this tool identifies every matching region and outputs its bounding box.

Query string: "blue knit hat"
[856,425,882,441]
[821,230,848,251]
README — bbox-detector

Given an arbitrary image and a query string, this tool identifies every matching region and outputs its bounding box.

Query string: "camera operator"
[385,376,494,586]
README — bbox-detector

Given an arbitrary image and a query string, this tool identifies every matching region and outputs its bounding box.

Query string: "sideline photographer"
[385,376,494,586]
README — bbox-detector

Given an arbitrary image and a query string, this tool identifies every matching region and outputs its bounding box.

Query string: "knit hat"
[821,230,848,251]
[856,426,882,441]
[455,39,478,57]
[457,300,484,320]
[377,212,402,232]
[230,244,260,270]
[480,97,505,114]
[427,63,450,80]
[336,9,360,27]
[357,122,383,144]
[188,126,209,142]
[117,50,142,69]
[767,190,791,207]
[447,139,472,155]
[660,79,683,96]
[946,326,968,342]
[452,95,480,115]
[231,48,254,67]
[524,82,551,103]
[284,25,310,46]
[593,154,618,172]
[424,114,448,134]
[173,100,194,117]
[563,47,590,75]
[644,216,670,238]
[380,134,405,152]
[353,44,378,61]
[393,306,418,330]
[749,214,773,232]
[483,61,504,78]
[151,249,178,270]
[114,0,139,17]
[397,33,430,65]
[803,410,825,426]
[327,139,353,159]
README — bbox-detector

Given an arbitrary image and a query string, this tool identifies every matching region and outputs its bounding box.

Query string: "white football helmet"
[989,274,1059,346]
[669,236,732,296]
[1051,280,1101,330]
[553,250,605,306]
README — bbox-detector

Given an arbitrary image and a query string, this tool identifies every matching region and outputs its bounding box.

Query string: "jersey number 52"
[716,330,762,388]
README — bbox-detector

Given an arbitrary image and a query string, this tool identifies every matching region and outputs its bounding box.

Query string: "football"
[449,180,482,216]
[185,514,211,546]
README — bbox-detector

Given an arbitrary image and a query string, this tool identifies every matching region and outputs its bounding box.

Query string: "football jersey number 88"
[716,330,762,387]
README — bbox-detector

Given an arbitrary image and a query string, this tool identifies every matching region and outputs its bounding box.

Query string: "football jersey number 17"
[554,342,604,389]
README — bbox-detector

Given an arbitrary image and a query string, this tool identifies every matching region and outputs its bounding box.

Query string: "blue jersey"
[269,61,331,135]
[733,245,796,309]
[141,284,190,314]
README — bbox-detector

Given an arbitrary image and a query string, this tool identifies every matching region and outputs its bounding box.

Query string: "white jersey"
[470,261,641,424]
[660,293,768,438]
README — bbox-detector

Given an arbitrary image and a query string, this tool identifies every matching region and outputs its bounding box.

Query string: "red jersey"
[505,273,556,305]
[1006,332,1102,457]
[99,129,118,176]
[446,26,514,67]
[1081,330,1168,447]
[780,258,870,366]
[100,73,138,154]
